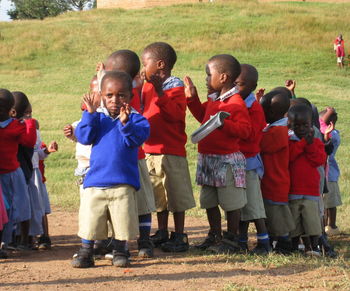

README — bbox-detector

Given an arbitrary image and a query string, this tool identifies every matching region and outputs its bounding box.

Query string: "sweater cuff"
[118,118,134,135]
[82,111,99,124]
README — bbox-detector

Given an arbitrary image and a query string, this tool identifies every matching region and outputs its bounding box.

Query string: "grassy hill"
[1,0,350,221]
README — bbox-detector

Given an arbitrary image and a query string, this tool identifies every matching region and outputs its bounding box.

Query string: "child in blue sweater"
[71,71,150,268]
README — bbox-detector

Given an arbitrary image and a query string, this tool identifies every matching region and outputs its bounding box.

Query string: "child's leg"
[42,215,49,237]
[238,220,249,249]
[173,211,184,234]
[157,210,169,231]
[253,218,271,253]
[227,209,240,235]
[138,213,153,258]
[327,208,337,229]
[20,220,30,246]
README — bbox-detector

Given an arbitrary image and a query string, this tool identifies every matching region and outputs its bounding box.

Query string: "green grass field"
[1,0,350,257]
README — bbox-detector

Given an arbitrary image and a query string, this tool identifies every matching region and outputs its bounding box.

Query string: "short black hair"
[101,71,133,93]
[240,64,259,83]
[143,42,177,70]
[105,50,141,79]
[12,91,30,119]
[0,88,15,113]
[271,87,292,99]
[290,97,312,108]
[209,54,241,81]
[288,104,313,121]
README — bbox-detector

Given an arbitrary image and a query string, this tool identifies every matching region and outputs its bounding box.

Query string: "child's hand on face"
[46,141,58,154]
[149,74,164,97]
[184,76,198,99]
[96,62,105,72]
[119,103,131,126]
[324,121,334,141]
[83,92,99,114]
[255,88,265,102]
[304,127,314,144]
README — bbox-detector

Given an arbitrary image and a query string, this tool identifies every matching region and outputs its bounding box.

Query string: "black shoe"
[38,236,52,250]
[71,247,94,268]
[274,239,292,255]
[251,242,271,255]
[150,229,169,247]
[161,232,189,252]
[195,231,222,251]
[208,231,241,254]
[112,250,130,267]
[137,238,154,258]
[0,249,8,259]
[319,235,338,258]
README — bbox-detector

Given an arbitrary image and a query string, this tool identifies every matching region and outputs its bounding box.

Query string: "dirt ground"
[0,209,349,291]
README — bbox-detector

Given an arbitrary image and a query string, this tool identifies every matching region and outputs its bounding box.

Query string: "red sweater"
[142,80,187,157]
[260,126,290,203]
[0,118,37,174]
[131,87,146,160]
[289,138,326,196]
[239,100,265,158]
[187,93,251,154]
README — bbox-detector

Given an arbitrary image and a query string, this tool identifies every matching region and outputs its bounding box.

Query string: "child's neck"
[220,82,236,96]
[158,70,171,83]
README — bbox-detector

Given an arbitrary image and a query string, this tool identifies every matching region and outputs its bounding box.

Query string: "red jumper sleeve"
[304,138,327,167]
[18,118,37,148]
[186,95,208,123]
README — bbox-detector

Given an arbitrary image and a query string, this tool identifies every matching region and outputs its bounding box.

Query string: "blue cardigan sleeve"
[118,113,150,147]
[75,111,100,145]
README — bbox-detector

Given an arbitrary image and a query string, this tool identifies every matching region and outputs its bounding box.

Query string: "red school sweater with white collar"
[187,92,251,154]
[0,118,37,174]
[142,77,187,157]
[289,137,326,197]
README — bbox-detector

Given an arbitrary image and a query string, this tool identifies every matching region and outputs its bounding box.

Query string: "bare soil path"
[0,209,349,291]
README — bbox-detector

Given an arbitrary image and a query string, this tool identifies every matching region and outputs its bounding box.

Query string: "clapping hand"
[255,88,265,102]
[184,76,199,99]
[83,92,99,114]
[120,103,131,126]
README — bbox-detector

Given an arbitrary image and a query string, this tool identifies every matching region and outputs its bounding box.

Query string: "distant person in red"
[333,34,345,68]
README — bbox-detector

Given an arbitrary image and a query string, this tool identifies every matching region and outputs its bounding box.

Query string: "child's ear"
[157,60,166,70]
[219,73,228,84]
[9,108,16,118]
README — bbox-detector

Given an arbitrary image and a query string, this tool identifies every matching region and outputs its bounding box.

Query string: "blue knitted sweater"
[75,110,150,190]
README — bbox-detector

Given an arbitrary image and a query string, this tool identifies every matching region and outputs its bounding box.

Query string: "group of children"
[0,41,342,268]
[0,90,57,259]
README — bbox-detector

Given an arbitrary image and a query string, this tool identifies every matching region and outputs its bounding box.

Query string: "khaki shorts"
[264,201,295,236]
[324,181,342,209]
[137,159,156,215]
[200,168,247,211]
[78,185,139,241]
[146,154,195,213]
[241,170,266,221]
[289,199,322,237]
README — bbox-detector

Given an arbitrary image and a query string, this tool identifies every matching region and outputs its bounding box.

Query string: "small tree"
[8,0,72,20]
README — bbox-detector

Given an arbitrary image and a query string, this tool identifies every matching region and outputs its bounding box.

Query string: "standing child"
[186,54,251,253]
[259,91,295,254]
[103,49,156,257]
[141,42,195,252]
[72,71,150,268]
[0,89,36,254]
[319,107,342,236]
[236,64,270,254]
[288,104,327,255]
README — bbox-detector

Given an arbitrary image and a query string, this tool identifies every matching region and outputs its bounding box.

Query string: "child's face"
[206,62,222,94]
[102,79,132,118]
[23,104,32,120]
[289,114,312,139]
[141,52,159,82]
[235,75,256,99]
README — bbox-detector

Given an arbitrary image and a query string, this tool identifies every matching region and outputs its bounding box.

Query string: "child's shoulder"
[163,76,184,91]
